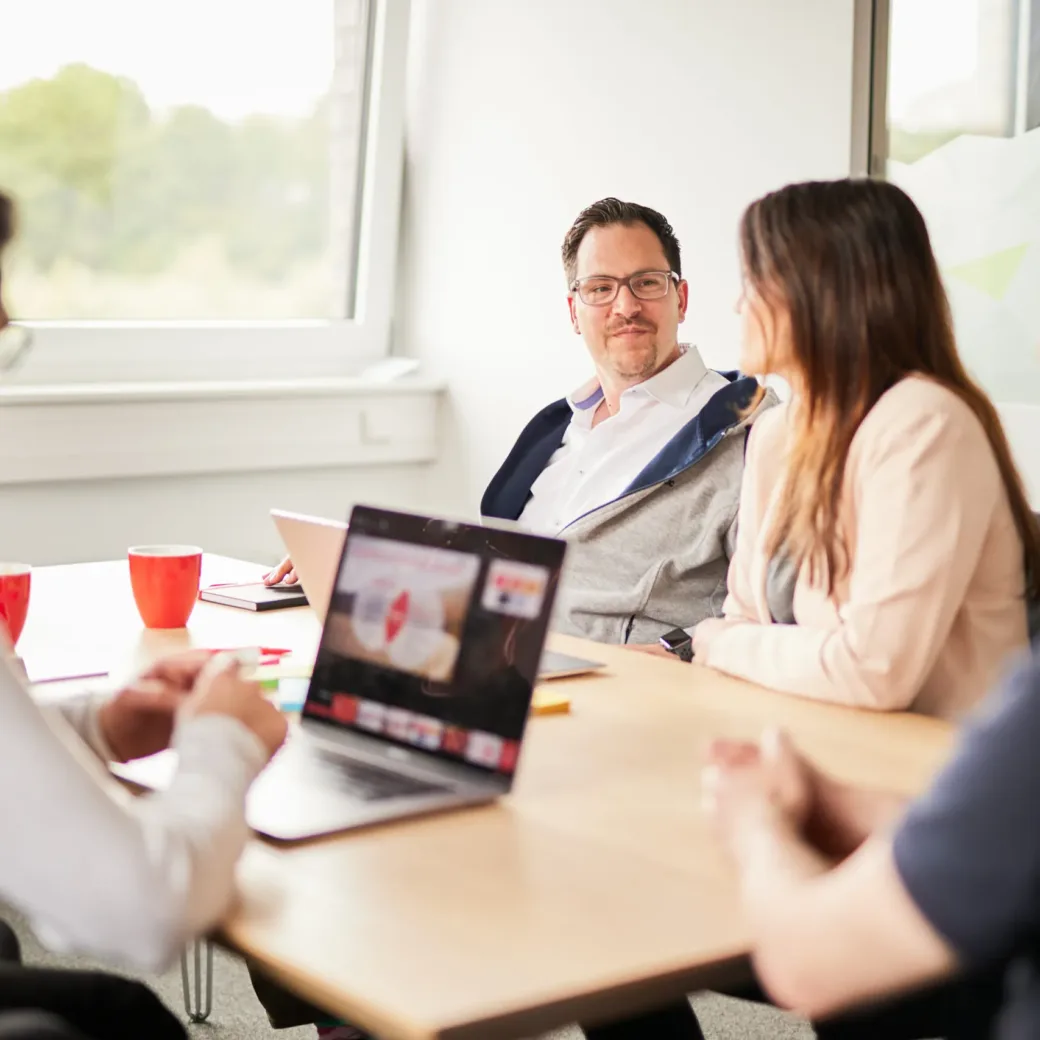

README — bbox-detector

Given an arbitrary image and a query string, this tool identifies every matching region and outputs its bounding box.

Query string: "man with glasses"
[482,198,774,647]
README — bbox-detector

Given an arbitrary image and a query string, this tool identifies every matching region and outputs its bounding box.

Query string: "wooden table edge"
[219,927,754,1040]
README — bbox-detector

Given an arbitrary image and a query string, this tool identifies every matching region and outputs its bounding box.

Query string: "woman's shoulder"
[875,373,978,416]
[865,375,986,437]
[740,398,791,493]
[857,375,995,465]
[746,396,790,449]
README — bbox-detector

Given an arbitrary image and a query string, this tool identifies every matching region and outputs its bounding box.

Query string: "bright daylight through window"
[0,0,370,321]
[878,0,1040,402]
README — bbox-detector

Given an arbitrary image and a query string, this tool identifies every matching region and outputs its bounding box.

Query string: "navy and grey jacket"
[481,372,777,644]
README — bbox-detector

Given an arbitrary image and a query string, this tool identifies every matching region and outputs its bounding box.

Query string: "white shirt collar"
[568,344,709,417]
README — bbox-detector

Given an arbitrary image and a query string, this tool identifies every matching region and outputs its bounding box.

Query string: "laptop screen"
[303,506,565,776]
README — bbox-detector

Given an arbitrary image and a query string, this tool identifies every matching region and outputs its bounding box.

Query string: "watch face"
[659,629,693,661]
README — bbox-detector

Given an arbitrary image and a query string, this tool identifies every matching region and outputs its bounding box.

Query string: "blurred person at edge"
[0,189,288,1040]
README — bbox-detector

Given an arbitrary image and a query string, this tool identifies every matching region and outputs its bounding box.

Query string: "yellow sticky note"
[531,689,571,716]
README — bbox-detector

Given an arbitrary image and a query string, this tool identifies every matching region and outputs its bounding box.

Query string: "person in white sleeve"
[0,189,288,1040]
[0,643,287,1040]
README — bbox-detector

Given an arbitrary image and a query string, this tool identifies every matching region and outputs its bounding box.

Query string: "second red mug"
[128,545,203,629]
[0,563,31,646]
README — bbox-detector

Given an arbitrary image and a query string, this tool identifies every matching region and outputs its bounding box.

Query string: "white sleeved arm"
[54,691,118,761]
[0,658,266,971]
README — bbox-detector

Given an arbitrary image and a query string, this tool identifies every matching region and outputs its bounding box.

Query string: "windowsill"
[0,375,445,406]
[0,375,444,485]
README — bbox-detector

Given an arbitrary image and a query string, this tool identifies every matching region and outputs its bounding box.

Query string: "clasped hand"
[97,649,287,763]
[701,729,817,854]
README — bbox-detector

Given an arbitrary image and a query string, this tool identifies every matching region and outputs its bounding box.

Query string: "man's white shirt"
[518,345,726,535]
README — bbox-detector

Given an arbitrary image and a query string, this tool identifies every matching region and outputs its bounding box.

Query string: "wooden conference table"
[19,556,957,1040]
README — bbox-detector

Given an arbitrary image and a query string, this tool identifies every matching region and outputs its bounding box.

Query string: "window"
[0,0,409,383]
[864,0,1040,402]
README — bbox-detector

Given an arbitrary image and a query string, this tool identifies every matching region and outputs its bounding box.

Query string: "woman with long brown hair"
[586,177,1029,1040]
[691,177,1037,720]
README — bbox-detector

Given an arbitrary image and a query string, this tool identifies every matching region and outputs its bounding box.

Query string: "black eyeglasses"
[570,270,679,306]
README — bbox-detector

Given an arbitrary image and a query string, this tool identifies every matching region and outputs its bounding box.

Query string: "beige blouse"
[693,376,1029,720]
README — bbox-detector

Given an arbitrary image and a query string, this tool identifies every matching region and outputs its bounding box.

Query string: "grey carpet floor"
[1,906,812,1039]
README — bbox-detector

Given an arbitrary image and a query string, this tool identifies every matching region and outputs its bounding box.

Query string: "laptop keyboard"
[304,749,447,802]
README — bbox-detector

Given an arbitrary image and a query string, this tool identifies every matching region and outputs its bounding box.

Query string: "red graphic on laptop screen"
[331,694,358,724]
[442,726,468,755]
[305,699,334,720]
[498,739,521,774]
[386,590,409,643]
[323,535,481,683]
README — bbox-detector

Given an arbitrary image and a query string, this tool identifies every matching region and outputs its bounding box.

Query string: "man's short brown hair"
[561,197,682,285]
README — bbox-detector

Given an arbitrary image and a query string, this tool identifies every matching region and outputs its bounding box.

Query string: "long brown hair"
[740,178,1040,598]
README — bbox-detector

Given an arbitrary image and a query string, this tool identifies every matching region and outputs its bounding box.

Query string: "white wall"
[0,462,444,567]
[396,0,858,514]
[1,0,863,566]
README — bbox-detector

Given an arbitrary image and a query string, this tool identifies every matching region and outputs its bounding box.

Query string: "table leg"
[180,939,215,1022]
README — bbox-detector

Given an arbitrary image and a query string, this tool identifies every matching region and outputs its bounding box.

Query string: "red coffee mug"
[0,564,31,646]
[128,545,203,629]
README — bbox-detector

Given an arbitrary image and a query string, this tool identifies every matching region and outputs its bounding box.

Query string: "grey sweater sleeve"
[0,657,266,971]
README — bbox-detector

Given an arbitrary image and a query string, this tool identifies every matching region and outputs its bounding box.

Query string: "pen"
[206,647,293,657]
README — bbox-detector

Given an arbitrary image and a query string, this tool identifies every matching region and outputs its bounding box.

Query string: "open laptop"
[117,506,566,840]
[272,508,604,680]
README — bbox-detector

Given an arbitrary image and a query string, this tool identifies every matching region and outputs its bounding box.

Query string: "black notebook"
[198,582,308,611]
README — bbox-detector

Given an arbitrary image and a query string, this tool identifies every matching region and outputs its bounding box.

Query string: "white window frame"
[857,0,1040,175]
[6,0,411,387]
[849,0,889,178]
[855,0,1040,504]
